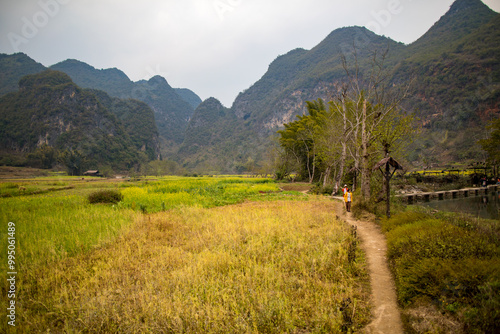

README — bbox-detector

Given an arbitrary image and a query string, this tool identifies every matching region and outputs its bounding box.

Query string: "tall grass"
[0,176,285,274]
[17,201,371,333]
[0,181,73,197]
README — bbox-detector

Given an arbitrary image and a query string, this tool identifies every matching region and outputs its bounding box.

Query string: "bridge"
[399,185,498,204]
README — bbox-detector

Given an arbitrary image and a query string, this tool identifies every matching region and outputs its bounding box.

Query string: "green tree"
[478,117,500,174]
[277,100,326,182]
[26,144,57,169]
[59,149,87,176]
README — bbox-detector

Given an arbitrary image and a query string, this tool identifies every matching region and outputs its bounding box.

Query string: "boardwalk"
[398,184,498,204]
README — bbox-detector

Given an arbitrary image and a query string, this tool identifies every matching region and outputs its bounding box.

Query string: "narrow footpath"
[335,201,404,334]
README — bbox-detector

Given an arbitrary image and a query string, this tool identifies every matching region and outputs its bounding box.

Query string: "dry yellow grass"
[18,200,370,333]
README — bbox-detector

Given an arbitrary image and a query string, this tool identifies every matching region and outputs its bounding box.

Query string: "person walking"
[342,184,348,195]
[344,187,352,212]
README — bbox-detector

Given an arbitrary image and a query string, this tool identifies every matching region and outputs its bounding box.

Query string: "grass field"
[0,175,370,333]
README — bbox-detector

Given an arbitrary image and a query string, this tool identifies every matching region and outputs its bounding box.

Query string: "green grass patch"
[118,176,281,213]
[0,176,370,333]
[0,193,139,272]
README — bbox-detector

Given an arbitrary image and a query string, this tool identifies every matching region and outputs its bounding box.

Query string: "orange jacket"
[344,191,352,203]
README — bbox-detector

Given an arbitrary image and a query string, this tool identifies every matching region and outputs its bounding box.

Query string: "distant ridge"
[175,88,203,109]
[405,0,497,56]
[51,59,134,98]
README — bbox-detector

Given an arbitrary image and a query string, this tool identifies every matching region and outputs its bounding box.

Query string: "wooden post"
[385,157,391,218]
[373,156,403,218]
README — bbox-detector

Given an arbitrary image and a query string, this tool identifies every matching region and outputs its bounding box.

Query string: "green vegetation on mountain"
[181,97,234,150]
[0,70,156,172]
[174,88,203,109]
[402,0,497,60]
[135,76,194,144]
[50,59,135,98]
[0,55,201,158]
[184,0,498,172]
[391,3,500,164]
[179,98,262,173]
[1,0,498,174]
[232,27,403,126]
[91,89,160,161]
[0,52,45,96]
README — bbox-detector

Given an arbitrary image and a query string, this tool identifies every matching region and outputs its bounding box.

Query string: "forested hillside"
[0,53,46,96]
[179,98,261,173]
[0,70,159,172]
[0,54,201,162]
[390,0,500,163]
[174,88,202,110]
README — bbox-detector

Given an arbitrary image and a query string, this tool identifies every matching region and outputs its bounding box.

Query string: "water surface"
[418,191,499,220]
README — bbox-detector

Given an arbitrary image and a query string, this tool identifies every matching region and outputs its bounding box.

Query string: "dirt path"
[335,201,404,334]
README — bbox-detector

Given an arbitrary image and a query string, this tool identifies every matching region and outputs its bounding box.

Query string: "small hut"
[83,170,101,177]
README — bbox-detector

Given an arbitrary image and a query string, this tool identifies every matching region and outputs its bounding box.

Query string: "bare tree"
[340,45,414,201]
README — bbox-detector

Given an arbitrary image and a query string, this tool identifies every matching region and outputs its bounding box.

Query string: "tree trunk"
[361,100,371,201]
[335,99,348,194]
[303,141,313,183]
[311,150,316,183]
[323,166,331,187]
[352,169,357,192]
[385,161,391,218]
[352,141,360,193]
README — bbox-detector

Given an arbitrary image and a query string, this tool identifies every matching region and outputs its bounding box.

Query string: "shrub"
[351,191,377,220]
[309,183,334,195]
[380,209,430,232]
[88,190,123,204]
[383,211,500,333]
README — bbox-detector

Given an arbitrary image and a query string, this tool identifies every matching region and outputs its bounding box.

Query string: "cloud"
[1,0,498,106]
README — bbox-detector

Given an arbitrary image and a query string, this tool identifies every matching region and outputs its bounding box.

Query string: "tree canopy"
[479,117,500,166]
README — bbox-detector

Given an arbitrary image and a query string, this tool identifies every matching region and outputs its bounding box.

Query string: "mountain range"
[0,0,499,174]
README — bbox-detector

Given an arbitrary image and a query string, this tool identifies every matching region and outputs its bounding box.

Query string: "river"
[417,190,499,220]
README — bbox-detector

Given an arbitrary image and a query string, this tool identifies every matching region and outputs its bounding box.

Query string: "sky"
[1,0,499,107]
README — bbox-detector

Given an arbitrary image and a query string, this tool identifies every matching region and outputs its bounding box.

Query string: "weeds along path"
[335,201,404,334]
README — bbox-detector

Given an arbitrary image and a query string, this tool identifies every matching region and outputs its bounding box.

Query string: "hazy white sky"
[1,0,499,106]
